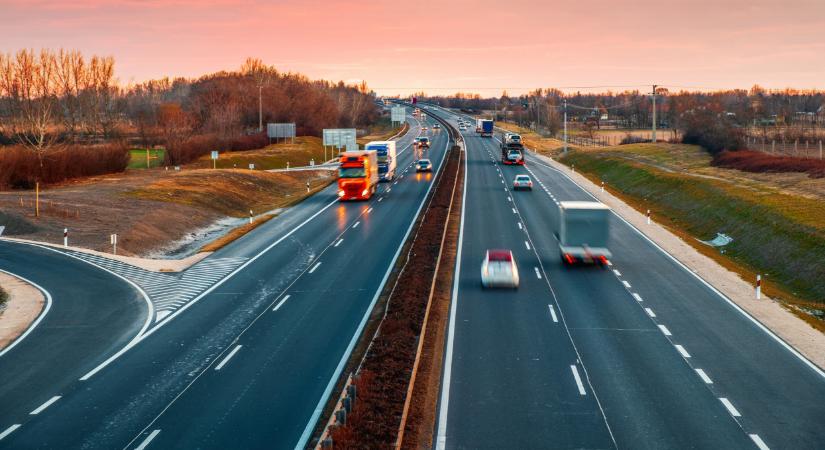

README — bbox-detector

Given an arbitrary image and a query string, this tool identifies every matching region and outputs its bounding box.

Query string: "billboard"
[323,128,357,151]
[390,106,406,124]
[267,123,296,139]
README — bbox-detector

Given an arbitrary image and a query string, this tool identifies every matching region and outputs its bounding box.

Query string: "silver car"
[513,174,533,191]
[481,249,520,288]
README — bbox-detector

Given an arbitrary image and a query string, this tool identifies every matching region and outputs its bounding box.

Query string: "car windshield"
[339,167,365,178]
[418,160,430,166]
[516,176,530,181]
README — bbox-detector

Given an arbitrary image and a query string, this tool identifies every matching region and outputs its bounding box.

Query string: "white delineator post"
[249,210,254,224]
[307,181,310,193]
[756,274,762,299]
[646,210,651,225]
[601,181,605,193]
[111,234,118,255]
[63,228,68,247]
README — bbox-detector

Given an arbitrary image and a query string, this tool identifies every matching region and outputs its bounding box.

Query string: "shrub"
[0,285,8,309]
[0,143,130,189]
[620,134,650,145]
[164,132,269,166]
[681,109,744,154]
[712,150,825,178]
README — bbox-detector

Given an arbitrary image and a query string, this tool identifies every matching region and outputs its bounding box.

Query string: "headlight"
[362,189,369,196]
[338,190,345,197]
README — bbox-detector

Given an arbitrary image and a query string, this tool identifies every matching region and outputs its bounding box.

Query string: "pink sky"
[2,0,824,96]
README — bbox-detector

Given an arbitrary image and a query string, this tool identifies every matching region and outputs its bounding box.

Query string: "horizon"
[2,0,824,96]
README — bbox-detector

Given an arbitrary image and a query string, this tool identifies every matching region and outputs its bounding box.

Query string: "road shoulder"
[531,150,825,372]
[0,272,45,351]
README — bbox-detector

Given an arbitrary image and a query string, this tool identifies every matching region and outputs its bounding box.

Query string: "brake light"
[599,256,608,265]
[564,254,575,264]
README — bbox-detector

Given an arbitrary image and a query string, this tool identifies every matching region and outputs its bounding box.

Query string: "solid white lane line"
[621,280,631,289]
[675,345,691,358]
[135,429,161,450]
[571,365,587,395]
[613,269,622,276]
[750,434,770,450]
[644,308,656,318]
[719,398,741,417]
[632,293,643,302]
[524,241,531,250]
[548,305,558,323]
[29,395,61,415]
[695,369,713,384]
[534,267,542,279]
[214,345,242,371]
[272,295,291,311]
[658,324,672,336]
[0,424,21,441]
[308,262,322,274]
[353,221,360,228]
[334,239,343,247]
[518,222,523,230]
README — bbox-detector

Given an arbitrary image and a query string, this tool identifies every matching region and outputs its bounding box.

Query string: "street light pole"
[651,84,658,142]
[563,99,568,153]
[258,84,263,132]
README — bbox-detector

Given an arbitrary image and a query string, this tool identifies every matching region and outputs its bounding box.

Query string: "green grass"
[560,150,825,309]
[128,149,165,169]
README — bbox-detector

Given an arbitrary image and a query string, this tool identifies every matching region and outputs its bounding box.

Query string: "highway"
[0,115,453,449]
[435,109,825,450]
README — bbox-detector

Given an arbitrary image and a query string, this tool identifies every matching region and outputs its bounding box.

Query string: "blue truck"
[364,140,397,181]
[476,119,494,137]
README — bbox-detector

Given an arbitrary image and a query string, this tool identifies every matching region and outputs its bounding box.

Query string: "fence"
[745,136,824,159]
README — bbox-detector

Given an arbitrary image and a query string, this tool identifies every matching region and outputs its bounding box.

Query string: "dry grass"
[200,214,275,252]
[496,122,572,156]
[127,169,335,217]
[357,122,408,145]
[187,136,330,171]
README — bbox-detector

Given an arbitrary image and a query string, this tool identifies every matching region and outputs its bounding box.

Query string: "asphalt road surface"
[434,108,825,450]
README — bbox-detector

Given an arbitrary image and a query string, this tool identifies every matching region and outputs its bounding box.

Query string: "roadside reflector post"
[820,141,822,159]
[601,181,605,193]
[756,274,762,299]
[249,210,253,224]
[646,209,651,225]
[36,182,40,217]
[63,228,68,247]
[111,233,118,255]
[287,161,290,171]
[306,181,310,193]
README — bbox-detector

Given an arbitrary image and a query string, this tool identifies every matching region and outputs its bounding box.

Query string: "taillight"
[564,254,575,264]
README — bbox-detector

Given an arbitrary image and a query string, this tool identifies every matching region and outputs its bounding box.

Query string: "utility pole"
[258,84,263,132]
[563,99,568,153]
[651,84,658,142]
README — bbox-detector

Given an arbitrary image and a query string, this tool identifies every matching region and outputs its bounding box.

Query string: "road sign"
[211,151,218,159]
[323,128,357,151]
[267,123,296,139]
[391,106,406,124]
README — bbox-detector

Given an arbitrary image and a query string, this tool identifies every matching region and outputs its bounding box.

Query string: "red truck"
[338,150,379,201]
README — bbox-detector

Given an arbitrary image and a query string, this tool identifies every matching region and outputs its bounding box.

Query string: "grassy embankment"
[551,143,825,331]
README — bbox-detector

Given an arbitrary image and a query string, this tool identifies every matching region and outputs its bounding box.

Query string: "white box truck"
[365,141,397,181]
[556,201,612,265]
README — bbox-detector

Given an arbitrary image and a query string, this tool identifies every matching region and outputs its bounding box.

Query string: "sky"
[2,0,824,96]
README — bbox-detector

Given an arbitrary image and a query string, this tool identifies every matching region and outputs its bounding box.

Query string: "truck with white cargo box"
[556,201,612,265]
[364,140,396,181]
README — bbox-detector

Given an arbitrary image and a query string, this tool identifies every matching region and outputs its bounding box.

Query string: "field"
[128,149,165,169]
[552,143,825,329]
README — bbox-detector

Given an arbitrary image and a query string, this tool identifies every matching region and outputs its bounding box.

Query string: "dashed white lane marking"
[367,207,373,213]
[272,294,291,311]
[606,260,613,267]
[658,324,672,336]
[507,196,512,202]
[621,280,631,289]
[30,395,61,415]
[644,307,656,318]
[534,267,542,279]
[512,208,517,214]
[308,262,322,274]
[214,345,242,371]
[524,241,531,250]
[387,188,391,193]
[749,434,770,450]
[378,197,383,202]
[695,369,713,384]
[675,345,691,358]
[719,398,741,417]
[135,429,161,450]
[548,304,558,322]
[0,424,21,441]
[632,293,643,302]
[353,221,360,228]
[334,239,343,247]
[518,222,523,230]
[613,269,622,276]
[570,365,587,395]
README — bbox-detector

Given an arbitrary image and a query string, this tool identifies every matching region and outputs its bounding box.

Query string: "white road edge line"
[719,397,741,417]
[29,395,61,415]
[571,365,587,395]
[0,424,21,441]
[135,429,161,450]
[272,295,291,312]
[675,344,691,358]
[749,434,770,450]
[308,262,322,274]
[299,118,452,450]
[695,368,713,384]
[0,270,53,358]
[548,304,558,323]
[214,345,242,371]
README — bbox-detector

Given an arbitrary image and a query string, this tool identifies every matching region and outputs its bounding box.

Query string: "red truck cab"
[338,150,379,201]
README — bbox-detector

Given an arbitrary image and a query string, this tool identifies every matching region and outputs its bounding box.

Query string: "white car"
[481,249,520,288]
[513,174,533,191]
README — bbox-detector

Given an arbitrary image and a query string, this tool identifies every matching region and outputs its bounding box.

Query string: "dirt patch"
[0,272,46,351]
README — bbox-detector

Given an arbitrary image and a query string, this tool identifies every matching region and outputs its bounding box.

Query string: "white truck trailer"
[556,201,612,265]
